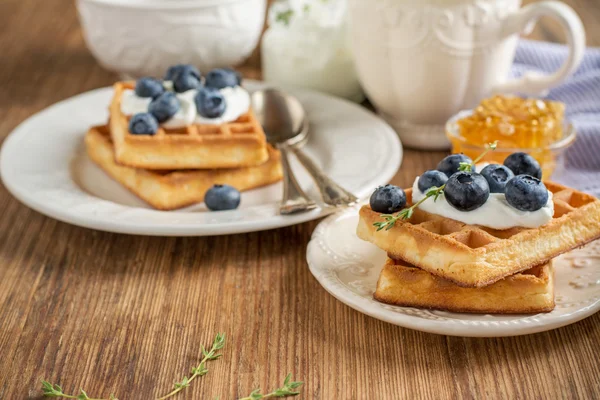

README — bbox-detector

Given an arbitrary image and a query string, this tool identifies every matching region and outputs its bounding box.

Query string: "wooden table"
[1,1,599,398]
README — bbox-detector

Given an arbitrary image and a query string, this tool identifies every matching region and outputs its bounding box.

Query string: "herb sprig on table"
[42,332,303,400]
[156,332,226,400]
[374,141,498,231]
[41,381,117,400]
[239,374,304,400]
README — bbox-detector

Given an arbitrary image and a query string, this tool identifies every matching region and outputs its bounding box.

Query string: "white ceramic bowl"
[77,0,266,78]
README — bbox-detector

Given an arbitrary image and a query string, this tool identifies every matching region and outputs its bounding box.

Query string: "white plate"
[0,81,401,236]
[307,208,600,337]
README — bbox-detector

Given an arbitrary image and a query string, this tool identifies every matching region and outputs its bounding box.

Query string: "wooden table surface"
[1,1,599,399]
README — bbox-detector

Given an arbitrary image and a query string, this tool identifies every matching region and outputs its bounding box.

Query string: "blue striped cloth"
[512,40,600,196]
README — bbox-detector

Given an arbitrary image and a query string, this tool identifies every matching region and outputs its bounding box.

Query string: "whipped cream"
[119,86,250,127]
[120,89,152,115]
[411,177,554,230]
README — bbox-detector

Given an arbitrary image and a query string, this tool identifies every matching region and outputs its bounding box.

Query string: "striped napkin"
[512,39,600,196]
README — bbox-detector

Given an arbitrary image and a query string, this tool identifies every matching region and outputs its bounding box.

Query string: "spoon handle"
[278,145,317,215]
[290,147,359,207]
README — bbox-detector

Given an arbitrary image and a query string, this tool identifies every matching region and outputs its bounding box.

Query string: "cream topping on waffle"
[120,89,152,115]
[411,177,554,229]
[120,85,251,128]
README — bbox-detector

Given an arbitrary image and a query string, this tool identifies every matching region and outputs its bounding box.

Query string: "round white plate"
[307,208,600,337]
[0,81,401,236]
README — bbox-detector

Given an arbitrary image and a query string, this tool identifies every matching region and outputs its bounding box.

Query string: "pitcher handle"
[492,1,585,95]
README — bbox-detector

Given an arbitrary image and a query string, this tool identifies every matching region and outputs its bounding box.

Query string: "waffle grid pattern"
[401,183,593,251]
[357,181,600,287]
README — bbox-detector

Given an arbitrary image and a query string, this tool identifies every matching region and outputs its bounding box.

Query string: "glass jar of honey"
[446,95,576,179]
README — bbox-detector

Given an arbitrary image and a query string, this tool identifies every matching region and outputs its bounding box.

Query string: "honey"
[449,95,567,178]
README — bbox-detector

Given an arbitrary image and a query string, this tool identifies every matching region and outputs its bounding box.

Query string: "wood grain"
[1,0,600,398]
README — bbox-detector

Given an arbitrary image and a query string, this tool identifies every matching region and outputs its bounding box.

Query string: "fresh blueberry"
[480,164,515,193]
[172,71,202,93]
[369,185,407,214]
[148,92,180,122]
[444,172,490,211]
[205,68,241,89]
[164,64,201,81]
[503,152,542,179]
[505,175,548,211]
[437,154,475,177]
[128,112,158,135]
[418,170,448,193]
[134,77,164,98]
[204,184,241,211]
[195,87,226,118]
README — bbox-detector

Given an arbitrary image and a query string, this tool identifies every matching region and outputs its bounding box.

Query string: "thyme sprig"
[41,381,117,400]
[239,374,304,400]
[373,141,498,231]
[458,140,498,172]
[42,334,304,400]
[156,333,226,400]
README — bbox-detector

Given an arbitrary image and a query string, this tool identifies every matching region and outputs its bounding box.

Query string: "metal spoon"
[252,89,358,214]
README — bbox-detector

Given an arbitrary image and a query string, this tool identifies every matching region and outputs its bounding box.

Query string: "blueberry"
[437,154,475,177]
[444,172,490,211]
[504,152,542,179]
[205,68,241,89]
[172,71,202,93]
[195,87,226,118]
[480,164,515,193]
[128,113,158,135]
[148,92,180,122]
[369,184,407,214]
[134,77,164,98]
[505,175,548,211]
[204,184,241,211]
[418,170,448,193]
[164,64,201,81]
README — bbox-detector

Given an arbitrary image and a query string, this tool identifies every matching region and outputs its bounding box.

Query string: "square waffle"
[85,125,282,210]
[109,82,269,170]
[357,183,600,288]
[374,257,555,314]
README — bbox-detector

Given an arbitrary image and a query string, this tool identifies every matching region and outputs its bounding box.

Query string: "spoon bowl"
[251,89,307,146]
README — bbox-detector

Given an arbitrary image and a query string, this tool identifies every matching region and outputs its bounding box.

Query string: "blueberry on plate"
[148,92,180,123]
[195,87,226,118]
[128,113,159,135]
[503,152,542,179]
[418,170,448,193]
[204,184,241,211]
[172,70,202,93]
[205,68,241,89]
[437,154,474,177]
[164,64,201,81]
[134,77,164,98]
[480,164,515,193]
[444,172,490,211]
[505,175,548,211]
[369,184,407,214]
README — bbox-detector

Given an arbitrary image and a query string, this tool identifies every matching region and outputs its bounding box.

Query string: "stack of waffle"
[85,82,283,210]
[357,183,600,314]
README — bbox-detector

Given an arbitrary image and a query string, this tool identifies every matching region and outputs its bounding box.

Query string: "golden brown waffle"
[85,125,282,210]
[374,257,555,314]
[357,183,600,288]
[109,82,269,170]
